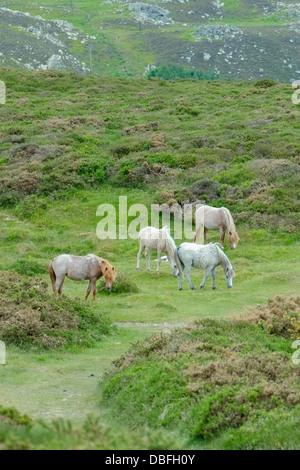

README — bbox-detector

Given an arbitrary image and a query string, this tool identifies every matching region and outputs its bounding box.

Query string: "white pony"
[137,226,182,276]
[176,242,235,290]
[194,205,240,249]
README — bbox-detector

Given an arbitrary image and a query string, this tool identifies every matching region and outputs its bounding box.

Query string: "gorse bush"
[0,271,112,349]
[0,406,182,450]
[98,273,139,294]
[233,295,300,339]
[102,312,300,447]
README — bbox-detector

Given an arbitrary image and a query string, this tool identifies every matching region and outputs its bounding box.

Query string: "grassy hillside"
[0,68,299,232]
[0,0,299,80]
[0,68,300,449]
[0,68,299,325]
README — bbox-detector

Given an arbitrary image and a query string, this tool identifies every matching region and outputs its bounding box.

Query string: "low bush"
[0,406,181,450]
[0,272,112,349]
[98,272,139,294]
[233,295,300,339]
[101,315,300,447]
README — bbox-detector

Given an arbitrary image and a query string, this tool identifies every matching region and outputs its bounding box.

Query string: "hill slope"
[0,68,299,232]
[0,0,299,81]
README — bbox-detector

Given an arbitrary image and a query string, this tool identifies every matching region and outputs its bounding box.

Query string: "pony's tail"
[174,248,183,276]
[193,224,203,243]
[49,261,56,293]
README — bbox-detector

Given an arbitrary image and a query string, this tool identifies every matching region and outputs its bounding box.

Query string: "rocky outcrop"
[0,7,89,72]
[276,2,300,19]
[193,24,243,41]
[128,3,173,25]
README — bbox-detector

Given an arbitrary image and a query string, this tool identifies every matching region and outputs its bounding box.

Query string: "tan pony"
[193,205,240,249]
[49,254,116,301]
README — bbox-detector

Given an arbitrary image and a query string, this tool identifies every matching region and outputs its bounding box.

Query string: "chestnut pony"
[49,254,116,301]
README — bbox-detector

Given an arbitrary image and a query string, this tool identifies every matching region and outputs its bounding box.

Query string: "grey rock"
[128,3,172,24]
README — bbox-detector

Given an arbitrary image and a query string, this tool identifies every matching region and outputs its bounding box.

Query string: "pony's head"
[165,253,179,277]
[101,259,116,291]
[228,229,240,249]
[165,237,182,277]
[170,261,180,278]
[225,264,235,288]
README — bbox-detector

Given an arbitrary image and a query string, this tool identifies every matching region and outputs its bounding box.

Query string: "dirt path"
[0,324,177,421]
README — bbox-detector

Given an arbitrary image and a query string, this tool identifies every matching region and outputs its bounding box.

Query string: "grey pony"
[176,242,235,290]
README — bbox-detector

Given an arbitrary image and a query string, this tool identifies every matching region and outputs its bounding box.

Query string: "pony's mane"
[101,258,116,280]
[165,233,176,250]
[164,233,183,275]
[216,247,235,276]
[216,245,229,266]
[223,208,236,232]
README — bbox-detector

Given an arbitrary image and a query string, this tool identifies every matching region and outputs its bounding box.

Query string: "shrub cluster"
[233,295,300,339]
[102,303,300,447]
[0,271,111,349]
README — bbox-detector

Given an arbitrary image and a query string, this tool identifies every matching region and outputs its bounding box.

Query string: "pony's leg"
[219,227,225,249]
[211,268,217,289]
[90,278,97,301]
[177,266,184,290]
[85,280,92,302]
[177,274,183,290]
[55,276,64,295]
[156,250,161,274]
[137,246,144,271]
[194,224,204,244]
[204,227,208,244]
[185,266,196,290]
[200,267,212,290]
[146,250,151,271]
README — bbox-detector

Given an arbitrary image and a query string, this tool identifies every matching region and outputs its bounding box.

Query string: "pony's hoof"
[156,271,160,275]
[179,287,183,291]
[191,287,196,290]
[136,268,140,272]
[200,286,205,290]
[212,287,217,290]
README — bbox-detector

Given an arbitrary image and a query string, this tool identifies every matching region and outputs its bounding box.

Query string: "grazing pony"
[49,254,116,302]
[193,205,240,249]
[137,226,182,276]
[176,242,235,290]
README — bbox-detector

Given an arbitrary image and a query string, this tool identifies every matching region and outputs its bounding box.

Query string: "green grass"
[0,68,300,449]
[1,187,299,326]
[0,405,181,450]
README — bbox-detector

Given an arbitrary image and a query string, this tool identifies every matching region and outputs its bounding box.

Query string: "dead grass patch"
[232,295,300,339]
[124,122,158,135]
